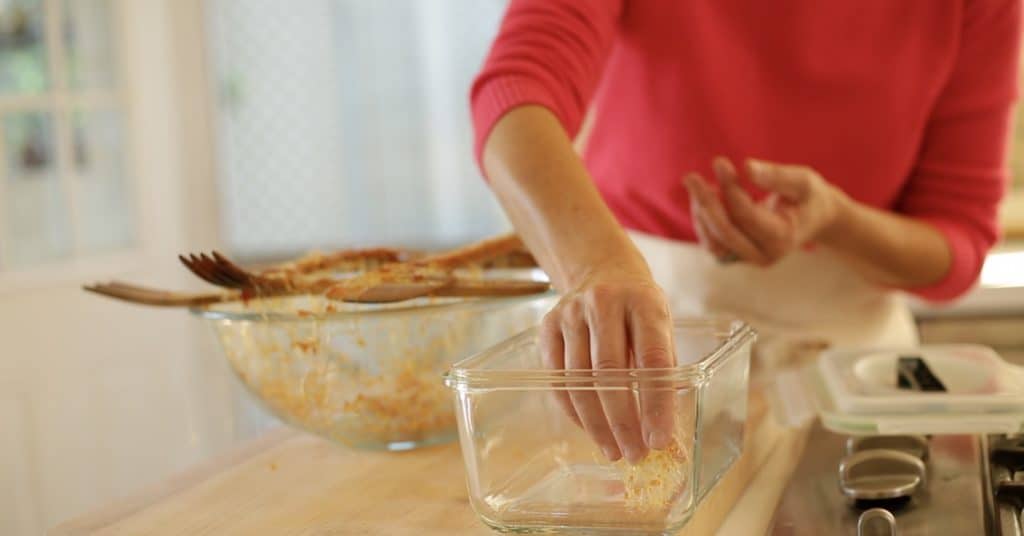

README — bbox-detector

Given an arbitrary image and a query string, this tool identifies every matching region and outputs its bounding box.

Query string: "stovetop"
[768,423,991,535]
[987,435,1024,536]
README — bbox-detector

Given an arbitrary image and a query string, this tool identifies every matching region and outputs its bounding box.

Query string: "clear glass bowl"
[191,281,555,451]
[445,317,755,535]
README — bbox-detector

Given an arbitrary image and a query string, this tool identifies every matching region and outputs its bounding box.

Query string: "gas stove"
[768,423,993,535]
[767,342,1024,535]
[987,435,1024,535]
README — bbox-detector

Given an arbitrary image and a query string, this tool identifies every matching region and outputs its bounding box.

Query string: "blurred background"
[0,1,1021,534]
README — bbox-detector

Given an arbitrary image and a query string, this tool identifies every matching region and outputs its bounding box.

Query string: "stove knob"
[857,508,897,536]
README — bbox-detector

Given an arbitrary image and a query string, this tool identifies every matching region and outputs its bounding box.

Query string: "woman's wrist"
[816,185,856,249]
[559,236,652,291]
[813,189,954,288]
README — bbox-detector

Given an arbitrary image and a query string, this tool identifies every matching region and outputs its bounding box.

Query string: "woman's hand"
[484,106,681,464]
[539,261,676,464]
[684,157,848,265]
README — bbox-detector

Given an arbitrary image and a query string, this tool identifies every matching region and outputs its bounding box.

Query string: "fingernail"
[647,430,672,450]
[747,159,768,182]
[684,177,705,197]
[624,447,648,465]
[603,446,621,462]
[712,158,732,179]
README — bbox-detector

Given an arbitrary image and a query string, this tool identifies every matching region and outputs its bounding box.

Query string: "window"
[0,0,133,271]
[206,0,509,258]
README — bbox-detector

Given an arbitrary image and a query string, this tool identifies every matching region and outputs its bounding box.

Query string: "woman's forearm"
[482,105,676,460]
[820,194,952,290]
[482,105,648,291]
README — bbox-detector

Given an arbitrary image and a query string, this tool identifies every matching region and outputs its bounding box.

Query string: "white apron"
[629,231,919,354]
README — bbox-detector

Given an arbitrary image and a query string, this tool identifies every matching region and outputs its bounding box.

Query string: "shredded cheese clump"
[618,440,690,511]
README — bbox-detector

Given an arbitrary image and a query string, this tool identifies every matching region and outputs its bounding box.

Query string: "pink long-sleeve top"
[471,0,1022,301]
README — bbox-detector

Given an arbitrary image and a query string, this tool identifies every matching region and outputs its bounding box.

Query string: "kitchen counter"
[51,290,1022,535]
[51,387,810,535]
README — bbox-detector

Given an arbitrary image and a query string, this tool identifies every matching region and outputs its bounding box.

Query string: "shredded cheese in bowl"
[196,290,554,450]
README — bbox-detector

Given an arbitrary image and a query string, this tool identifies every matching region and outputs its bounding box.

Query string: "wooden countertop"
[52,388,808,536]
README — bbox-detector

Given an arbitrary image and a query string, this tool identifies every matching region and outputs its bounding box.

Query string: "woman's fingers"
[686,157,833,265]
[588,296,647,463]
[689,189,730,259]
[684,173,768,264]
[747,159,811,202]
[543,281,679,462]
[713,157,794,261]
[539,318,581,428]
[748,158,845,245]
[628,293,677,450]
[562,312,623,462]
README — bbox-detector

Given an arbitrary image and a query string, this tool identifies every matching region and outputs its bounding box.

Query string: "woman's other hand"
[539,261,676,464]
[684,157,848,265]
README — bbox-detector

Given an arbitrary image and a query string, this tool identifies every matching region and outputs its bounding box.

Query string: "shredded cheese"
[618,439,691,512]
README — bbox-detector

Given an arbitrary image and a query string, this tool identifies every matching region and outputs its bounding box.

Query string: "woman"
[471,0,1021,464]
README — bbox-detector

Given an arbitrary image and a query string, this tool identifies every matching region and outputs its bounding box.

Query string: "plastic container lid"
[775,344,1024,435]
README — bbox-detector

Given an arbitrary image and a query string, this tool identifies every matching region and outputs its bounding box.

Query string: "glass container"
[192,283,555,451]
[446,317,755,535]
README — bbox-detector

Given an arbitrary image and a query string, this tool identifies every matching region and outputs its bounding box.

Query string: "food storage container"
[776,344,1024,435]
[445,317,755,535]
[192,276,555,451]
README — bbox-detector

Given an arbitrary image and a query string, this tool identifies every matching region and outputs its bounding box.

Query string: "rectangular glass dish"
[445,317,755,535]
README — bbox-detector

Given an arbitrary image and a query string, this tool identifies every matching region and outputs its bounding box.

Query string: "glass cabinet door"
[2,111,69,268]
[0,0,133,270]
[0,0,49,95]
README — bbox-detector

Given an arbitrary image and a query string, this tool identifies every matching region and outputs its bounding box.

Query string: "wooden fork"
[84,278,550,307]
[176,234,545,306]
[83,281,242,307]
[179,251,551,302]
[179,251,315,293]
[180,251,401,296]
[180,234,529,292]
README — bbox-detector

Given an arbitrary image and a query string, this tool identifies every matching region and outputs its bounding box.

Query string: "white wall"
[0,1,255,534]
[0,2,516,533]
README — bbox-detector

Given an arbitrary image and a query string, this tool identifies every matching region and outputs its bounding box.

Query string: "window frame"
[0,0,147,292]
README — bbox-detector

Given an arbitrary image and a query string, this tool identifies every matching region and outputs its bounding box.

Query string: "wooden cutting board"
[52,388,797,536]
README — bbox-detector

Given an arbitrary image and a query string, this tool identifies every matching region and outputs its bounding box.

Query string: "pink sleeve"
[470,0,624,165]
[898,0,1022,302]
